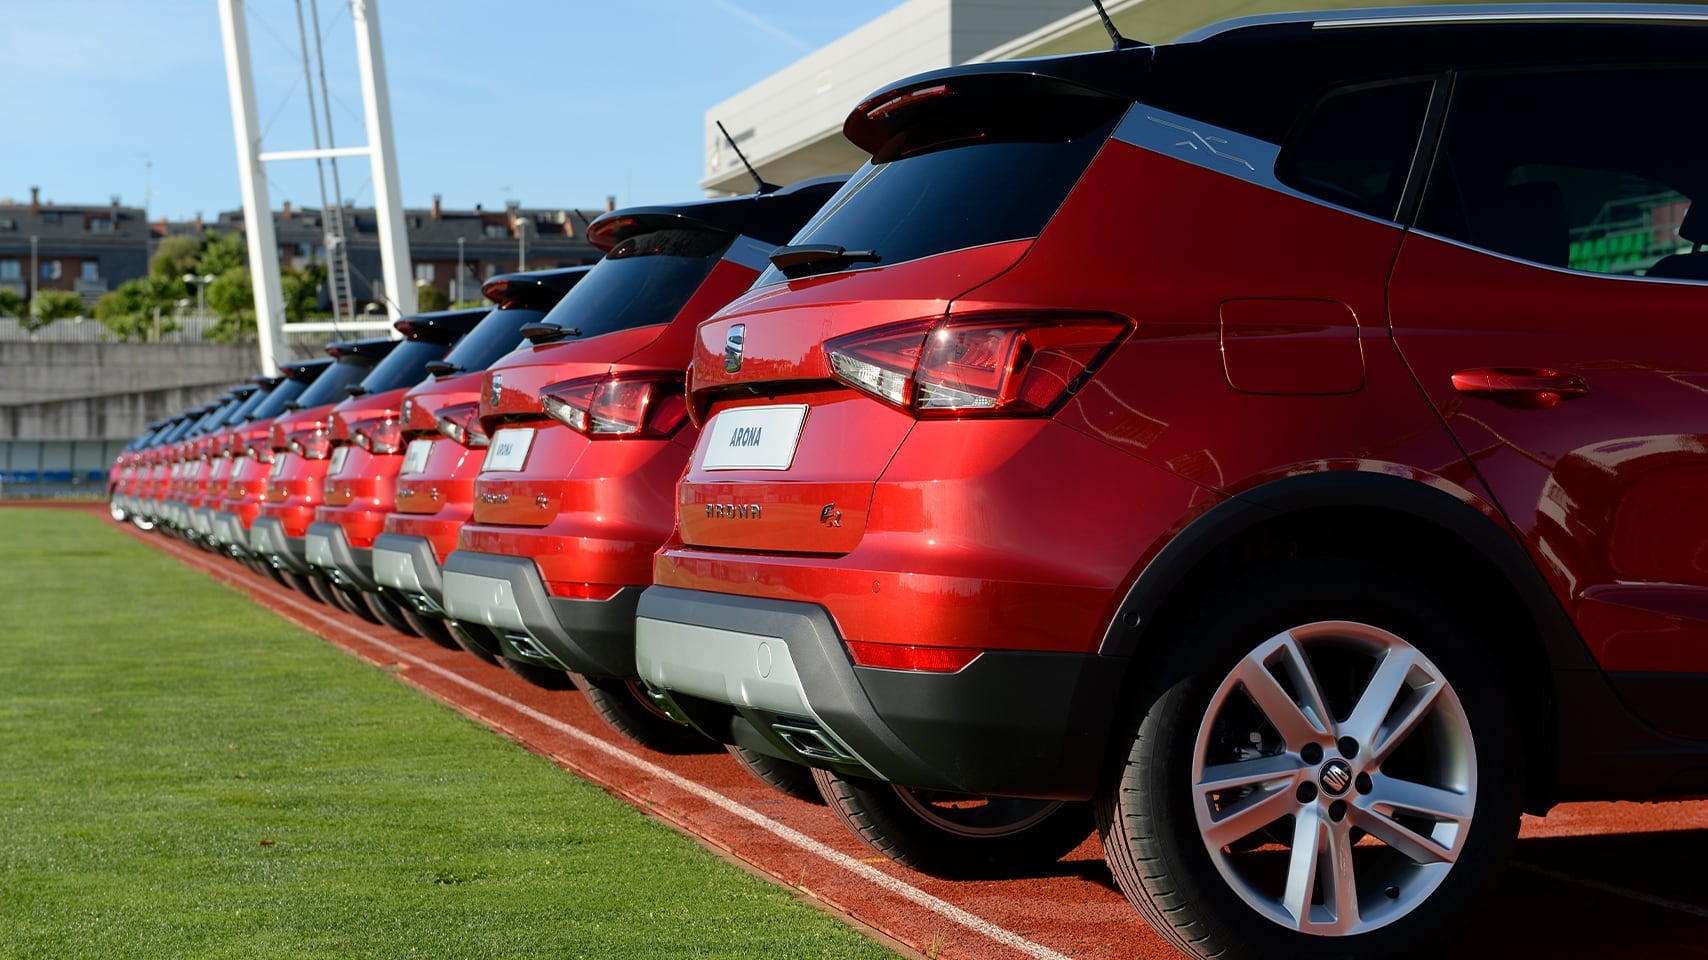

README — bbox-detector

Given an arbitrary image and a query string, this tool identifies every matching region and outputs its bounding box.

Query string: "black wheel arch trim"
[1097,470,1595,672]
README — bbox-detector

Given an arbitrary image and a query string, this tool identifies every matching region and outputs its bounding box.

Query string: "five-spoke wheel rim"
[1192,620,1476,936]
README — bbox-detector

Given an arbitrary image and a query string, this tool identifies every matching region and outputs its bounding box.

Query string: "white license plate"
[401,438,434,475]
[232,458,254,481]
[269,453,290,478]
[329,445,352,476]
[482,427,535,472]
[701,404,809,471]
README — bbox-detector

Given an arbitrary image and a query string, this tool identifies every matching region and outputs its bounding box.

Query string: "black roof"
[481,266,596,310]
[844,5,1708,154]
[324,336,401,365]
[586,176,849,251]
[394,307,491,346]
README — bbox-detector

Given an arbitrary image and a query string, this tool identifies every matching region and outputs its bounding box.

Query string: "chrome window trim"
[1177,4,1708,42]
[1111,104,1405,231]
[1406,227,1708,284]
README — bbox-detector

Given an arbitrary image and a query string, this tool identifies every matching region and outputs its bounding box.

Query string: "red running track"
[115,514,1708,960]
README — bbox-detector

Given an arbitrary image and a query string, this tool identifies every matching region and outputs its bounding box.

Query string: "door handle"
[1451,367,1588,409]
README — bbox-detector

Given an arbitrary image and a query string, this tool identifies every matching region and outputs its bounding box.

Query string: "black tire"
[567,671,714,754]
[1095,558,1522,960]
[281,569,325,604]
[447,621,503,666]
[331,583,381,624]
[499,655,577,691]
[727,745,825,804]
[362,591,420,637]
[400,606,461,652]
[812,768,1093,878]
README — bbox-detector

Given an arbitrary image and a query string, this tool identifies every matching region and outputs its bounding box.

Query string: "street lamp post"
[183,272,216,319]
[456,236,465,303]
[516,216,529,271]
[28,235,37,316]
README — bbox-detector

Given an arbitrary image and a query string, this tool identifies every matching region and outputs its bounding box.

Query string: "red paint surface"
[100,511,1708,960]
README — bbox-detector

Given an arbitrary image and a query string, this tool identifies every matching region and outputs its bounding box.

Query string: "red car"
[210,358,335,569]
[250,338,397,604]
[439,177,844,748]
[187,382,273,548]
[369,267,593,649]
[633,10,1708,959]
[304,308,490,628]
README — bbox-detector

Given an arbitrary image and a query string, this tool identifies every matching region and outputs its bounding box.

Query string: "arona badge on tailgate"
[705,502,762,519]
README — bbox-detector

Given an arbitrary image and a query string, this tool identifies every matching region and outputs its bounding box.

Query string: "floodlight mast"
[217,0,415,375]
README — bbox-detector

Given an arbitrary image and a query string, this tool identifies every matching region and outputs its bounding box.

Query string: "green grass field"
[0,508,899,960]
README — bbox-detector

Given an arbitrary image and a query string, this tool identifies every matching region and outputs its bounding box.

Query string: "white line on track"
[1511,862,1708,920]
[165,539,1076,960]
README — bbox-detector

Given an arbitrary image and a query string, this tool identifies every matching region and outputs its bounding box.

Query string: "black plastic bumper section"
[637,585,1125,801]
[441,550,643,678]
[306,521,377,592]
[249,516,309,574]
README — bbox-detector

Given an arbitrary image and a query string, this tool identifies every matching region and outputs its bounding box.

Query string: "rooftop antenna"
[717,120,777,195]
[571,208,593,232]
[1090,0,1144,49]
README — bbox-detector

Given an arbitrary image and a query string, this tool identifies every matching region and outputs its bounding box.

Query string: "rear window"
[293,359,377,409]
[439,306,545,373]
[534,230,732,339]
[755,106,1121,285]
[221,390,267,426]
[248,378,311,421]
[355,338,450,395]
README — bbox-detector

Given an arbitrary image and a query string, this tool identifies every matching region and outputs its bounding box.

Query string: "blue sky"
[1,1,908,221]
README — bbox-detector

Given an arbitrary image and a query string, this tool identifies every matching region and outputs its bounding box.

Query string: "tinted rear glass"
[534,230,732,339]
[356,338,451,394]
[440,306,546,373]
[222,389,267,426]
[756,109,1121,285]
[293,358,377,409]
[248,377,311,421]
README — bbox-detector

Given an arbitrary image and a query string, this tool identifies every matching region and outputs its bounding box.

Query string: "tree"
[0,287,22,319]
[94,275,181,341]
[196,231,246,278]
[32,290,85,324]
[415,282,450,312]
[150,235,202,281]
[282,263,327,322]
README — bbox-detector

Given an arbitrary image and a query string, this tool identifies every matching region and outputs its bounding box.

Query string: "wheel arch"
[1099,470,1590,813]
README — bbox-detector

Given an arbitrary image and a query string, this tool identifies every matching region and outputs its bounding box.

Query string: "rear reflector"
[844,641,981,673]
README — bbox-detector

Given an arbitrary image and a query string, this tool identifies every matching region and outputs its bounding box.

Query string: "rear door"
[1388,67,1708,734]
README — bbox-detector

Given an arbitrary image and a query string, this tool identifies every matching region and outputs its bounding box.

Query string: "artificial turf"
[0,508,899,960]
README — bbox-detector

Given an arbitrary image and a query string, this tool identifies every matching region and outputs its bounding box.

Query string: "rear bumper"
[373,533,445,607]
[634,585,1123,800]
[212,511,250,553]
[306,521,376,591]
[190,507,216,539]
[250,516,310,574]
[441,550,642,678]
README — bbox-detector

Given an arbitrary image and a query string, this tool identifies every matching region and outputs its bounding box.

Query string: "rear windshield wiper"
[768,243,881,279]
[423,360,462,377]
[520,322,581,344]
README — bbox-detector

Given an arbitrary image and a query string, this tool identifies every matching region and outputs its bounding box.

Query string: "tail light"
[825,314,1129,418]
[287,426,332,460]
[247,442,274,464]
[436,402,489,449]
[844,641,981,673]
[351,416,403,454]
[539,374,688,438]
[268,422,288,452]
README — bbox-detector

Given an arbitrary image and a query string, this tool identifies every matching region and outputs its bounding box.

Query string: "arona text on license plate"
[401,438,434,475]
[482,427,535,472]
[701,405,808,471]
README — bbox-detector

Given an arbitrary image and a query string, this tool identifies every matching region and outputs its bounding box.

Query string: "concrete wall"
[0,342,258,440]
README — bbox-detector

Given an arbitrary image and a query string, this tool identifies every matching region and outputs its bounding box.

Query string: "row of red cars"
[106,7,1708,958]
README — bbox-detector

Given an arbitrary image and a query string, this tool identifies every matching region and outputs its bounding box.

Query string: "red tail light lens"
[351,416,403,455]
[539,374,688,439]
[287,426,332,460]
[825,314,1128,418]
[247,442,274,464]
[844,641,981,673]
[435,402,489,449]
